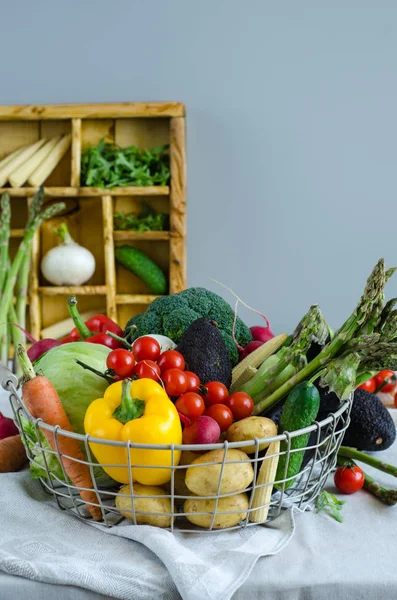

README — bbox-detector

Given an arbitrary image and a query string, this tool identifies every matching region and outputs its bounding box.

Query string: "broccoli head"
[124,287,252,365]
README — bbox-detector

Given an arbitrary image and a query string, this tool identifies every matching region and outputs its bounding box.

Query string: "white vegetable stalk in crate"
[0,139,47,187]
[9,136,61,188]
[41,223,96,286]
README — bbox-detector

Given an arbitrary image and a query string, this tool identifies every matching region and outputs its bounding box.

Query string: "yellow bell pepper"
[84,378,182,485]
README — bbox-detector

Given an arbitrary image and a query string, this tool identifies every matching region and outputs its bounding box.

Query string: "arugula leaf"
[315,490,345,523]
[114,201,169,232]
[19,415,67,481]
[81,140,170,188]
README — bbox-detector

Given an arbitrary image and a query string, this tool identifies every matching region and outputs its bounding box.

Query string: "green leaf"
[315,490,345,523]
[81,140,170,188]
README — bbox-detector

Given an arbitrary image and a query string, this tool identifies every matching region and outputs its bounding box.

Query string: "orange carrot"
[17,345,102,521]
[0,434,28,472]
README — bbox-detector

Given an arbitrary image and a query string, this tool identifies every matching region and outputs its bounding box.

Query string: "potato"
[184,493,249,529]
[185,449,254,496]
[226,416,278,454]
[164,451,203,501]
[116,483,174,528]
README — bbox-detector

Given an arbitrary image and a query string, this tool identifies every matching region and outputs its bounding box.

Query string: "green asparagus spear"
[254,259,390,415]
[338,446,397,478]
[0,199,65,328]
[240,305,329,402]
[337,456,397,505]
[0,193,10,295]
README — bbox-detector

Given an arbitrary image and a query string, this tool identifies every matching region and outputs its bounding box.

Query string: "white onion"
[41,223,96,286]
[134,334,176,353]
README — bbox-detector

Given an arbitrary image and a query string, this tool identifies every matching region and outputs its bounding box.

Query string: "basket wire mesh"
[1,363,352,533]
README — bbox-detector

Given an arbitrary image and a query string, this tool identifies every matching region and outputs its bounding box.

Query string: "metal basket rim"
[7,374,352,453]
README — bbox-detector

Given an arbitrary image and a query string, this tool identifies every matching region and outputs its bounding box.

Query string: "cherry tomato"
[106,348,136,378]
[334,465,365,494]
[185,371,201,393]
[132,336,161,362]
[225,392,254,420]
[162,368,188,396]
[132,360,161,381]
[175,392,205,419]
[358,378,376,393]
[158,350,185,372]
[202,381,229,406]
[204,404,233,432]
[374,370,397,393]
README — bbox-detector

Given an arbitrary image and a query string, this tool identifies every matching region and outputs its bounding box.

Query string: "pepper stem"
[105,330,132,349]
[56,222,73,244]
[113,379,145,424]
[67,296,92,339]
[16,344,36,381]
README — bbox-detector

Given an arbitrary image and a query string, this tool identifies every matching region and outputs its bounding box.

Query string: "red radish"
[250,325,275,343]
[239,340,263,360]
[182,415,220,445]
[8,322,61,363]
[0,413,19,440]
[27,339,62,363]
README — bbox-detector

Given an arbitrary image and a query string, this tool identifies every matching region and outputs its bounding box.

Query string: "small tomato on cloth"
[334,465,364,494]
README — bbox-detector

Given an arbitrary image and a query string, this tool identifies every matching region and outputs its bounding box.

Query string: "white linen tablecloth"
[1,389,397,600]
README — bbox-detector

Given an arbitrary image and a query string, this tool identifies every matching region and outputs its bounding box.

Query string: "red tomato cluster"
[358,370,397,404]
[106,337,255,437]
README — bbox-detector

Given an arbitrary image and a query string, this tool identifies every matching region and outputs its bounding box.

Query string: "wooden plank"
[81,119,114,151]
[0,186,169,197]
[102,195,118,322]
[114,118,169,149]
[39,285,107,295]
[0,122,39,160]
[113,231,171,241]
[10,229,24,238]
[71,118,81,186]
[1,187,78,197]
[116,294,162,304]
[0,103,185,120]
[79,186,169,196]
[169,117,187,293]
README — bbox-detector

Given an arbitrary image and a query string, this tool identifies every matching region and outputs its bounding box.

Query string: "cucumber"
[115,246,167,294]
[275,382,320,490]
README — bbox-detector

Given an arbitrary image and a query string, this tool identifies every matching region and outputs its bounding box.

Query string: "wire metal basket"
[1,363,352,533]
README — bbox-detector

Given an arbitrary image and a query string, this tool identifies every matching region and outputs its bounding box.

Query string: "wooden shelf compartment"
[1,103,186,341]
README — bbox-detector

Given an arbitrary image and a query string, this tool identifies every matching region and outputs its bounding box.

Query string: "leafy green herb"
[315,490,345,522]
[114,201,169,232]
[19,415,67,481]
[81,139,170,188]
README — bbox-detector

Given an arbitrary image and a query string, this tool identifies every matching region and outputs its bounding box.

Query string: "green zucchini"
[275,382,320,490]
[115,246,167,294]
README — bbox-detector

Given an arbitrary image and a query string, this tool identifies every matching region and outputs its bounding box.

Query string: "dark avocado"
[176,318,232,388]
[342,388,396,451]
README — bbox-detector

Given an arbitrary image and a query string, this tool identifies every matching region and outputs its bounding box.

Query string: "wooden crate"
[2,103,186,338]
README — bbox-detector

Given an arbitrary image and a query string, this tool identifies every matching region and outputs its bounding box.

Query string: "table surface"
[1,389,397,600]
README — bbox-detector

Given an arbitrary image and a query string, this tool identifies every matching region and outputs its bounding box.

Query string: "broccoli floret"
[180,287,213,315]
[163,308,200,342]
[148,294,188,315]
[123,287,253,365]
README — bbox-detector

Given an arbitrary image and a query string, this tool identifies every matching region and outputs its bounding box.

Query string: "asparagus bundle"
[239,304,330,403]
[0,188,65,365]
[236,259,397,415]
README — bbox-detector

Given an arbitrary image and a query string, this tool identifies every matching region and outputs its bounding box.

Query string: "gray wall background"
[1,0,396,334]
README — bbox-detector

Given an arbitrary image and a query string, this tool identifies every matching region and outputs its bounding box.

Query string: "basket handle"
[0,361,19,391]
